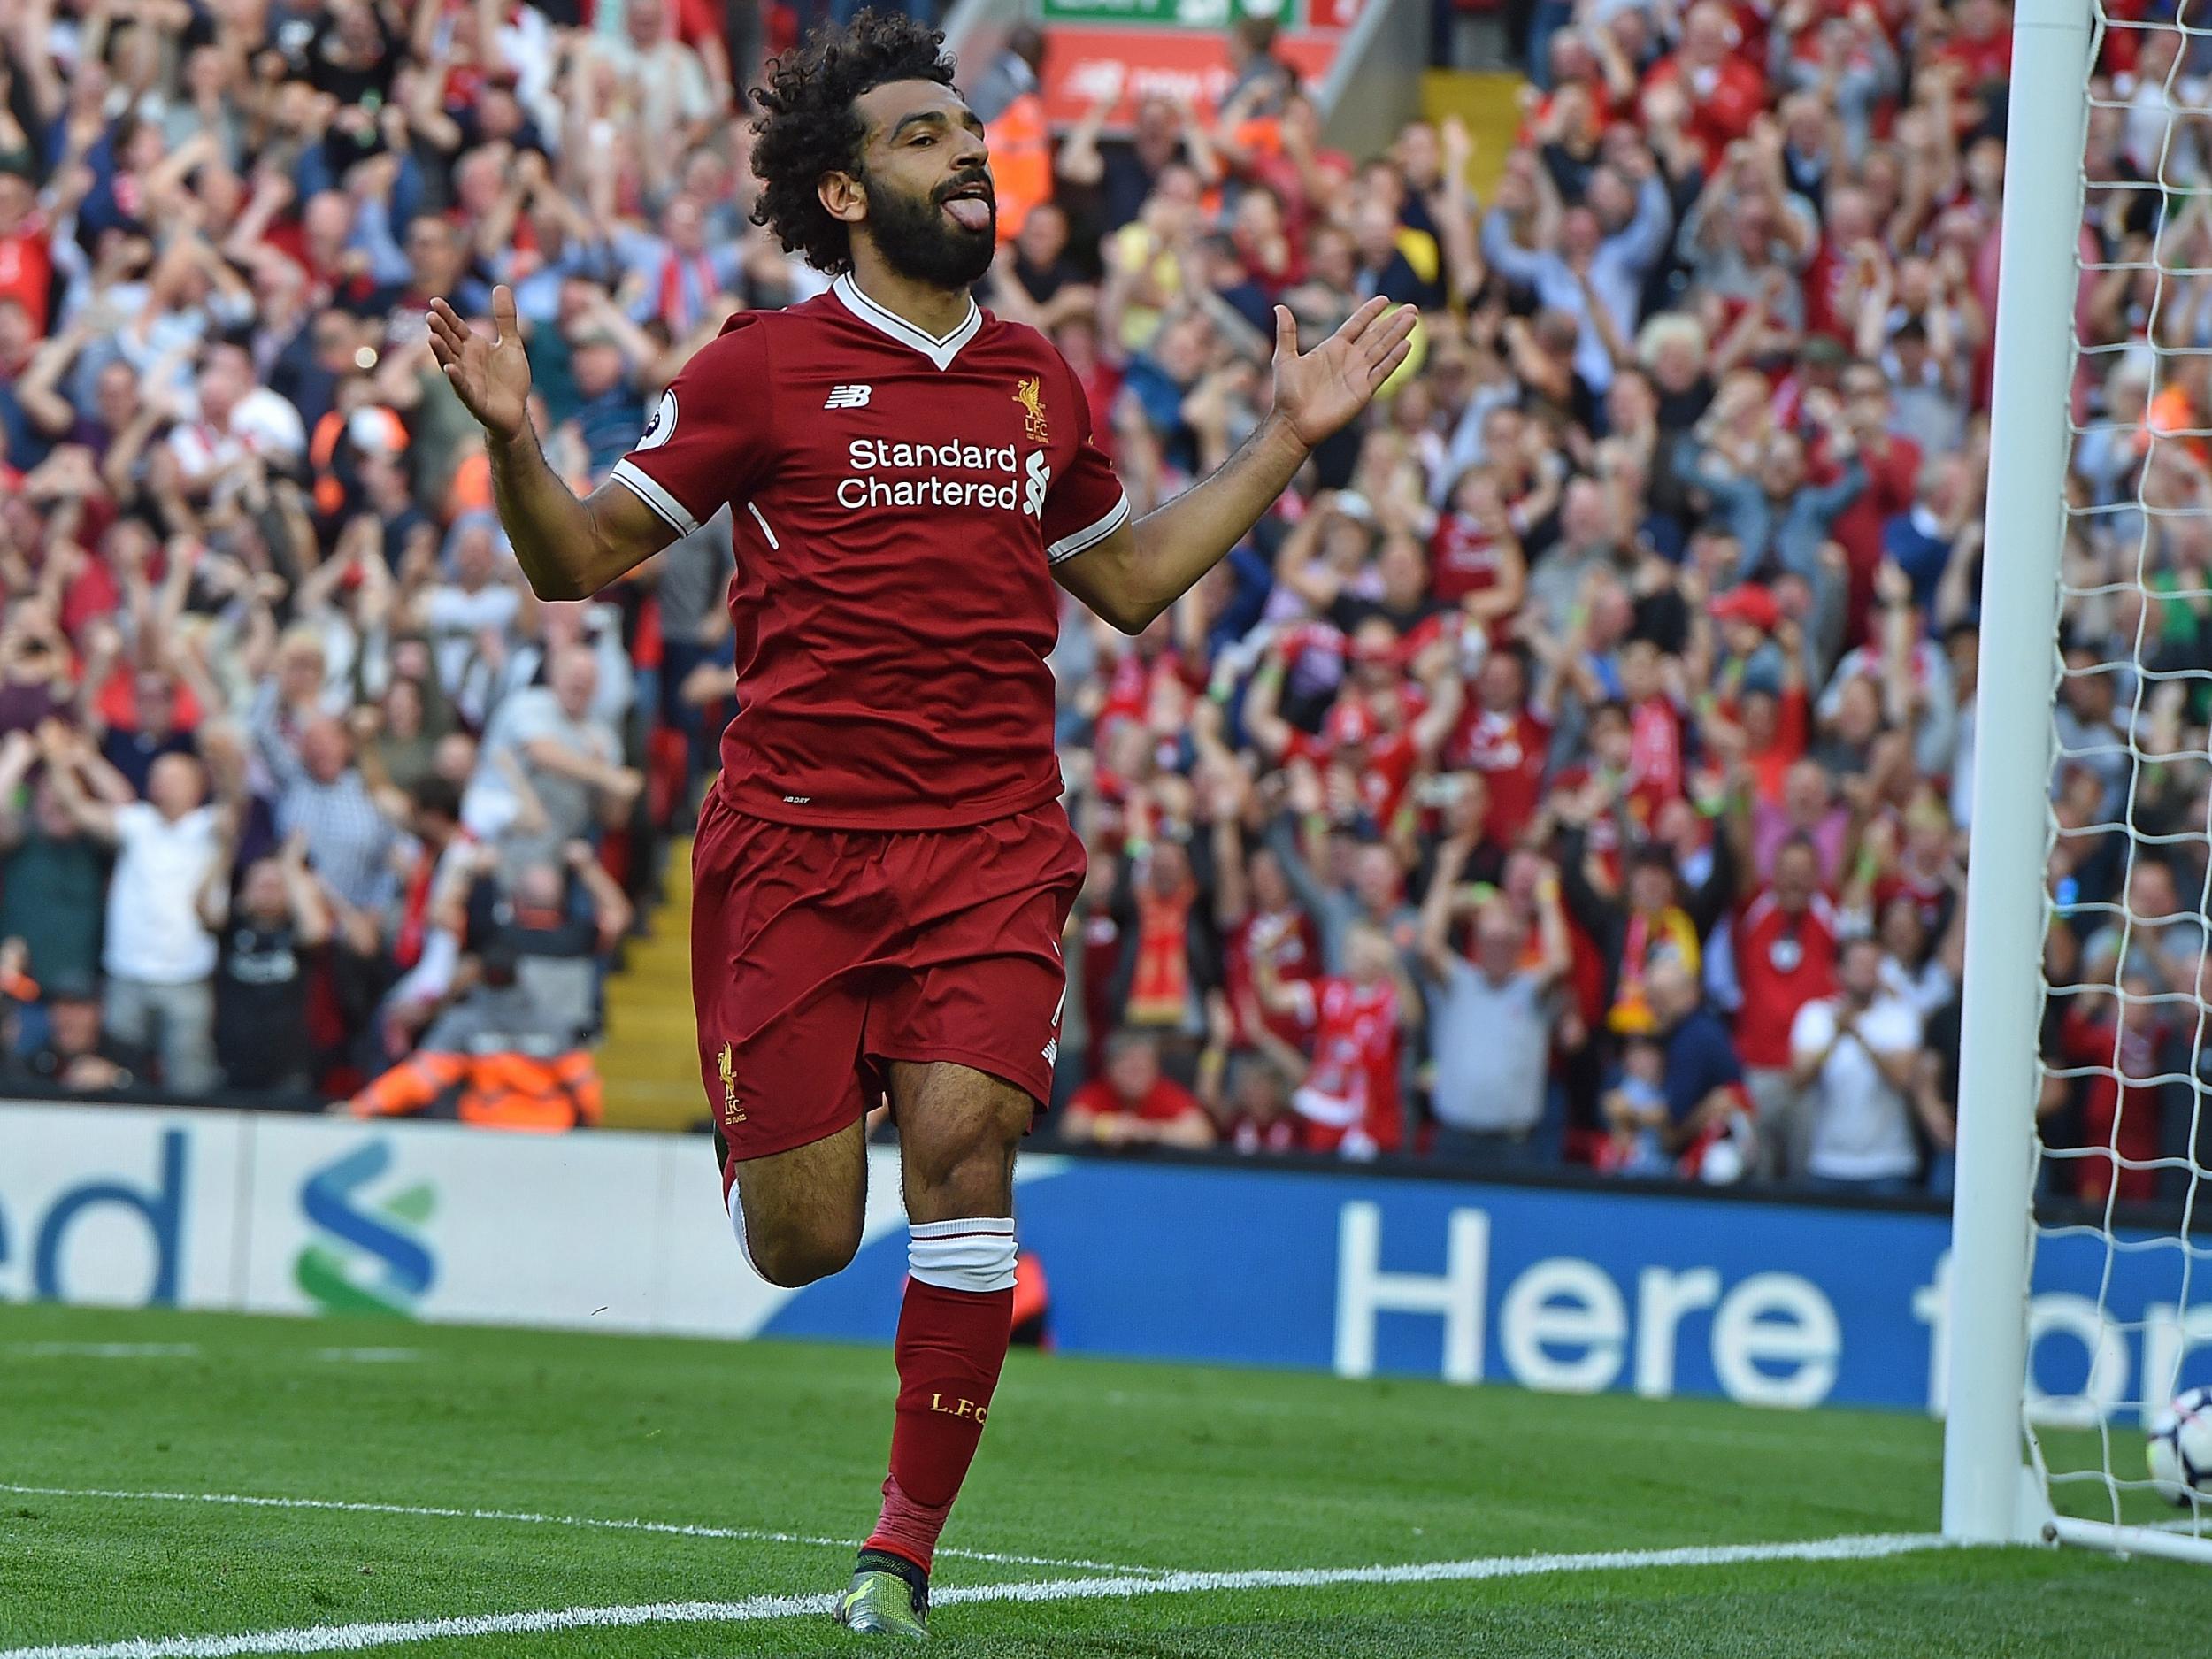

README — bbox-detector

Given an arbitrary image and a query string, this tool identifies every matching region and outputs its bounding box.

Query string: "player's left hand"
[1269,296,1418,449]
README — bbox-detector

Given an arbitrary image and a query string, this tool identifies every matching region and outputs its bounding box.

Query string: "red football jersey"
[1733,888,1839,1071]
[611,274,1130,828]
[1446,704,1551,844]
[1226,906,1321,1050]
[1428,511,1506,607]
[1286,974,1402,1153]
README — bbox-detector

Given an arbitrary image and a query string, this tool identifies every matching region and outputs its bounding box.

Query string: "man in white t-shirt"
[49,741,235,1095]
[1789,935,1924,1194]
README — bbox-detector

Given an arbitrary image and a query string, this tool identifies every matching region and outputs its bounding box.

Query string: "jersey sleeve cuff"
[609,459,702,538]
[1046,491,1132,565]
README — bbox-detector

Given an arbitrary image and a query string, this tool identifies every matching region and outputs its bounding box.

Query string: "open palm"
[427,285,532,442]
[1270,296,1419,449]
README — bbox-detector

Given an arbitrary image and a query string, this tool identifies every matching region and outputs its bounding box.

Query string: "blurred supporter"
[1910,925,1966,1196]
[346,941,603,1132]
[464,838,634,1043]
[254,706,401,911]
[0,727,105,1000]
[202,832,332,1104]
[12,966,153,1097]
[1102,825,1223,1081]
[1062,1028,1215,1148]
[1599,1034,1674,1178]
[44,728,233,1095]
[1202,1026,1306,1154]
[1636,957,1754,1181]
[1416,833,1571,1161]
[1732,833,1839,1179]
[1789,934,1924,1194]
[461,644,637,861]
[0,0,2168,1206]
[1253,917,1409,1158]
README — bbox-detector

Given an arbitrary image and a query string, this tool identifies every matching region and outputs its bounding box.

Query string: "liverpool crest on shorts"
[1013,376,1048,444]
[717,1042,746,1123]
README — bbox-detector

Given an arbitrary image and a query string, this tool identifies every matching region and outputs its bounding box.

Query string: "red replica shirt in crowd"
[1830,438,1922,647]
[1799,238,1863,344]
[1447,704,1551,843]
[1286,975,1402,1153]
[1734,889,1839,1070]
[1067,1073,1205,1125]
[2060,1005,2164,1202]
[0,213,53,334]
[1079,906,1122,1076]
[1874,863,1952,935]
[1641,54,1768,172]
[1226,906,1321,1049]
[612,274,1131,828]
[1099,643,1192,733]
[1428,511,1509,611]
[1627,695,1686,817]
[1940,28,2013,88]
[1285,707,1423,830]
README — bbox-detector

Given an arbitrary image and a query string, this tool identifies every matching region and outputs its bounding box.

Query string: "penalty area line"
[0,1483,1158,1578]
[0,1532,1957,1659]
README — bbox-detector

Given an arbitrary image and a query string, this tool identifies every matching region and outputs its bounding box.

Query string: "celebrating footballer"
[426,8,1414,1638]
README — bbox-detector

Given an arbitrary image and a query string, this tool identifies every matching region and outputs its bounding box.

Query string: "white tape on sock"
[907,1218,1017,1294]
[726,1186,764,1282]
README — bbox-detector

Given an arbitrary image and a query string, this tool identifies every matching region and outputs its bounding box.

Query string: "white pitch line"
[0,1532,1955,1659]
[0,1484,1158,1578]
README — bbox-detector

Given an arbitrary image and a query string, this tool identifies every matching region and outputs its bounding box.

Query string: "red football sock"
[864,1220,1017,1574]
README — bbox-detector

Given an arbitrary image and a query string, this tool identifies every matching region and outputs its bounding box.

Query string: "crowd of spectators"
[0,0,2201,1194]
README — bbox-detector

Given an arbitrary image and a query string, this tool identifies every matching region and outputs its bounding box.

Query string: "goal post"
[1944,0,2212,1562]
[1940,0,2094,1548]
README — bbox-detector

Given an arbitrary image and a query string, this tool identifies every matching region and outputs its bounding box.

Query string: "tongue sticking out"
[943,196,991,233]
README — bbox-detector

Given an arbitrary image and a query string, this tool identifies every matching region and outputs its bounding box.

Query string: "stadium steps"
[598,835,705,1133]
[1420,69,1521,200]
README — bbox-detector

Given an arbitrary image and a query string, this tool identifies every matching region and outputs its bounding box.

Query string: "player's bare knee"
[739,1201,861,1287]
[747,1221,860,1288]
[904,1112,1022,1214]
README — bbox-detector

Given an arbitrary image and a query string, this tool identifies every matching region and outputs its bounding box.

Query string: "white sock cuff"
[908,1217,1018,1294]
[726,1185,764,1282]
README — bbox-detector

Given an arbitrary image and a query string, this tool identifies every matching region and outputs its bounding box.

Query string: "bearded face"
[862,161,996,289]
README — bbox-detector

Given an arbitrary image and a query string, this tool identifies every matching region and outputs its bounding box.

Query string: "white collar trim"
[832,272,982,370]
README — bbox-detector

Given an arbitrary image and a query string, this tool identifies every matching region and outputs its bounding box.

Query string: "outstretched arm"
[1056,298,1417,634]
[426,286,672,600]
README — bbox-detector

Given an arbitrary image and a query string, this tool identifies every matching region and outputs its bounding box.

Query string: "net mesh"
[2027,0,2212,1540]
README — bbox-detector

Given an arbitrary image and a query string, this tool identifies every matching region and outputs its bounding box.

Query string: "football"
[2145,1386,2212,1504]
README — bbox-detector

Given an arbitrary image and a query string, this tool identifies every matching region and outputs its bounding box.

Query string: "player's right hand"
[427,285,530,442]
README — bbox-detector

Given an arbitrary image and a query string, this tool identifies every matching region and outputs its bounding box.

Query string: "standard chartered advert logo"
[295,1141,437,1317]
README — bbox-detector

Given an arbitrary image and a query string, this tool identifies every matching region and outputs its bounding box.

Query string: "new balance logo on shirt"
[825,383,873,409]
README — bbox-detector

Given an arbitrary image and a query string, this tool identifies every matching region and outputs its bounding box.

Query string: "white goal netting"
[2026,0,2212,1547]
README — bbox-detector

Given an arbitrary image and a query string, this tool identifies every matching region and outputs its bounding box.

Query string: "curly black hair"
[748,10,958,276]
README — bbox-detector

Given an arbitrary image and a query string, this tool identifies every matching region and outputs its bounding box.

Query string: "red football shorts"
[690,790,1086,1173]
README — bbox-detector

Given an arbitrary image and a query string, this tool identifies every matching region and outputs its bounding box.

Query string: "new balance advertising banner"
[4,1102,2208,1422]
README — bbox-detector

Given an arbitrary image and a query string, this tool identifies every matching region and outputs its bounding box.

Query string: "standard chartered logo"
[296,1141,438,1317]
[837,437,1048,518]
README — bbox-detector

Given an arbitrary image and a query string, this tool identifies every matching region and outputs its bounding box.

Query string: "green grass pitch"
[2,1302,2202,1657]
